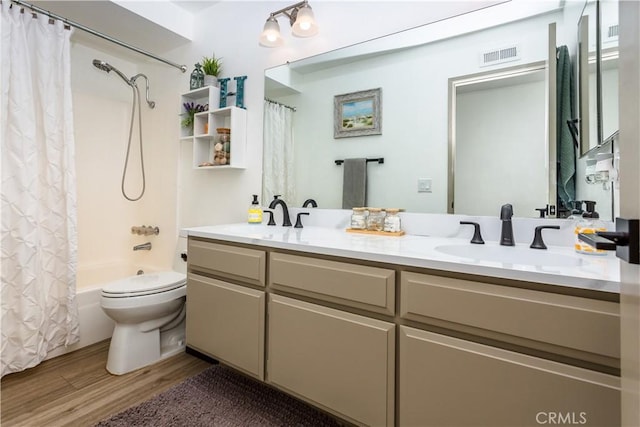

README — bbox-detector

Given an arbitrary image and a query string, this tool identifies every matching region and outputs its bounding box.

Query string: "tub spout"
[133,242,152,251]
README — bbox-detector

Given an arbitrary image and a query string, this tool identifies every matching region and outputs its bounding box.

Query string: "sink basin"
[434,244,583,268]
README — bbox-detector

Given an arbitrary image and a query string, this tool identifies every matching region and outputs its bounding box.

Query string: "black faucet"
[530,225,560,250]
[460,221,485,244]
[500,204,515,246]
[268,195,292,227]
[302,199,318,208]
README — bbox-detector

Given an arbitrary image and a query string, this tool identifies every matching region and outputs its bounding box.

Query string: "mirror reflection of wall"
[573,0,619,221]
[453,66,547,217]
[263,1,617,220]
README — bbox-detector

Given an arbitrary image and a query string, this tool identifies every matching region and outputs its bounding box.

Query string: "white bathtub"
[45,262,161,361]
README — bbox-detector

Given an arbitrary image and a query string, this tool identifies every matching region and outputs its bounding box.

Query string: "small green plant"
[201,54,222,77]
[181,102,207,129]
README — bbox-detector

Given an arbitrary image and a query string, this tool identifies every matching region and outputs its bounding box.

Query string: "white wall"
[456,78,547,216]
[69,1,508,285]
[69,0,595,277]
[267,10,559,213]
[169,1,509,227]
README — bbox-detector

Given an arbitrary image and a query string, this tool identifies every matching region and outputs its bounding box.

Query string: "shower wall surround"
[71,43,180,283]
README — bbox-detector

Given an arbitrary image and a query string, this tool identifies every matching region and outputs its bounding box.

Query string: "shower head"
[92,59,133,86]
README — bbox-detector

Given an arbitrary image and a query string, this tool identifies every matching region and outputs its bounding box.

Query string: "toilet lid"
[102,271,186,296]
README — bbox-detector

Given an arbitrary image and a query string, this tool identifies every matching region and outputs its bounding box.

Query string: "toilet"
[100,271,187,375]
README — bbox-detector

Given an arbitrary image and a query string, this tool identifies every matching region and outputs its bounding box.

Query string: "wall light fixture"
[259,0,318,47]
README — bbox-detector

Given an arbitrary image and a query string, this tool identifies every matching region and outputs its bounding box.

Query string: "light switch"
[418,178,432,193]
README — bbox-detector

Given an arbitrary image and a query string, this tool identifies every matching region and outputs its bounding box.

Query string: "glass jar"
[350,207,367,230]
[366,208,385,231]
[383,208,402,232]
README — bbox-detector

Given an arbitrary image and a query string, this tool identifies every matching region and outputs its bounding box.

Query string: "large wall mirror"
[575,0,619,221]
[263,0,617,220]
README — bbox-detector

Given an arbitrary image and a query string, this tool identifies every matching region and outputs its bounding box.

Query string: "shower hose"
[122,83,145,201]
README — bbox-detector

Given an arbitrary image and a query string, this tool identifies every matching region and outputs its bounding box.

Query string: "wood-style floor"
[1,340,212,427]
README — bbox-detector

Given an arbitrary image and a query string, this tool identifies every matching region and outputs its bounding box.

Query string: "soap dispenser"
[573,201,607,255]
[248,195,263,224]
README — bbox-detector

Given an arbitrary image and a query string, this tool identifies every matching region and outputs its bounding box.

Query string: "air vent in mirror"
[479,45,520,67]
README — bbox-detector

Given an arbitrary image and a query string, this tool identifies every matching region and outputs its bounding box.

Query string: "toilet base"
[106,318,186,375]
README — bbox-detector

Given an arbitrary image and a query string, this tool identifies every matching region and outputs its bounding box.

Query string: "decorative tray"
[345,228,405,236]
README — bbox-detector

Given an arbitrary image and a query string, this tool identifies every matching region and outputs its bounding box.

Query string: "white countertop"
[182,223,621,294]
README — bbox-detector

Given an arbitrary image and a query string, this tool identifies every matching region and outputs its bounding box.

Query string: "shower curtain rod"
[9,0,187,73]
[265,98,296,112]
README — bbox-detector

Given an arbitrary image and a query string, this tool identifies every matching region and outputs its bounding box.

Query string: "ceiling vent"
[479,45,520,67]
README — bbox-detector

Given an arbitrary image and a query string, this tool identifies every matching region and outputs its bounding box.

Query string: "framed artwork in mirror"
[334,88,382,138]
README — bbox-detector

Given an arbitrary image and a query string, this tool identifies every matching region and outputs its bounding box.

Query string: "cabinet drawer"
[186,273,265,379]
[269,252,395,315]
[400,272,620,359]
[268,294,395,426]
[188,238,266,287]
[399,326,620,427]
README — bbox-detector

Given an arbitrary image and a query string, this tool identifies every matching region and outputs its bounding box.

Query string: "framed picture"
[334,88,382,138]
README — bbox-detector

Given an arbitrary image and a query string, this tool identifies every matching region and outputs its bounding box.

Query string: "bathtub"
[45,262,162,361]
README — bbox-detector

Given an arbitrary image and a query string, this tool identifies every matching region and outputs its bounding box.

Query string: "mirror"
[578,0,619,155]
[449,63,548,217]
[264,1,616,219]
[574,0,618,220]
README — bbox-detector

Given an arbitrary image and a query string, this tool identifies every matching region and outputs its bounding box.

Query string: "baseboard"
[186,346,220,365]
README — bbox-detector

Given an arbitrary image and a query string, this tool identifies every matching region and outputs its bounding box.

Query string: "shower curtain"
[1,3,79,376]
[262,100,295,205]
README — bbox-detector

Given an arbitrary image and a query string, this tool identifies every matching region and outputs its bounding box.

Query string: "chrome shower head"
[92,59,111,72]
[92,59,133,86]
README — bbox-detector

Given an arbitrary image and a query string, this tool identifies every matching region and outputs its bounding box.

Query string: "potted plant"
[181,102,207,135]
[201,54,222,87]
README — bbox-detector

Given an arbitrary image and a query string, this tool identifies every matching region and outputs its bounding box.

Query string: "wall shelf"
[180,87,247,169]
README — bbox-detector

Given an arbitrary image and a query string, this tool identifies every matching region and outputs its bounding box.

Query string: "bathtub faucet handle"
[131,225,160,236]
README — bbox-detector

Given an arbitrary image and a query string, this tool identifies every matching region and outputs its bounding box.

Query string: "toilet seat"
[101,271,186,298]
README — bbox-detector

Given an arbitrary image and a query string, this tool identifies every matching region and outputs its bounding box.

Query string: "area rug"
[95,364,342,427]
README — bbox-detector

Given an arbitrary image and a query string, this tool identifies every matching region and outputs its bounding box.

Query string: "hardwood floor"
[1,340,211,427]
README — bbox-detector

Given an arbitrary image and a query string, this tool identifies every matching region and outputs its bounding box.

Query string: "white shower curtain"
[262,100,295,205]
[1,3,79,376]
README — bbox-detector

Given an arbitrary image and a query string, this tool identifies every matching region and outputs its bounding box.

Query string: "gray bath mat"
[95,364,342,426]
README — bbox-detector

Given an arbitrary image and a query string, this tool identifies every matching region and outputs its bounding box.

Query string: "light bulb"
[259,16,284,47]
[292,4,318,38]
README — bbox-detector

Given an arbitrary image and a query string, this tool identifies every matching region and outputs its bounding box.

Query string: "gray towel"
[557,45,576,208]
[342,158,367,209]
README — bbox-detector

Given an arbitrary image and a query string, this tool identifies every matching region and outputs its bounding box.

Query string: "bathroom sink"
[434,244,583,267]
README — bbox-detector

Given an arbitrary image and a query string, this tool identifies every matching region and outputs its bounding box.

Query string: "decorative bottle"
[190,63,204,90]
[574,201,607,255]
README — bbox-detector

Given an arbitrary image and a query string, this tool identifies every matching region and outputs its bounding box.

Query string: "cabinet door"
[268,295,395,426]
[399,326,620,427]
[186,273,265,380]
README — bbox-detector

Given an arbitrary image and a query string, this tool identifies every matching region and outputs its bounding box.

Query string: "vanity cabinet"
[185,236,621,426]
[269,252,395,315]
[400,271,620,368]
[399,271,621,427]
[268,294,395,427]
[399,326,620,427]
[268,252,396,426]
[186,238,266,380]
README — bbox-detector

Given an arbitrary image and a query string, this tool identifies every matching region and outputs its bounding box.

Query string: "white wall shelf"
[180,87,247,170]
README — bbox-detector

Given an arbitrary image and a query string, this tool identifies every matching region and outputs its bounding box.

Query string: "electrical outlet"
[418,178,432,193]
